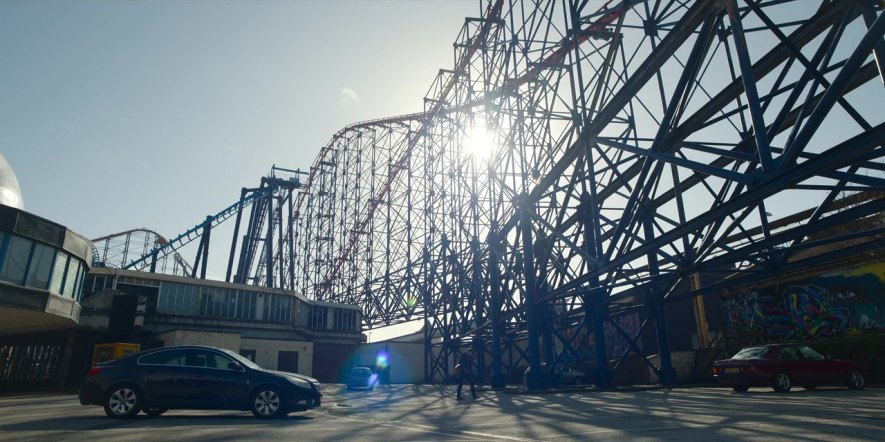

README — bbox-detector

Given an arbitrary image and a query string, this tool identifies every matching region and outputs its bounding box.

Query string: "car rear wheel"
[732,385,749,392]
[772,372,792,393]
[251,386,287,419]
[143,408,167,416]
[847,371,865,390]
[103,383,142,419]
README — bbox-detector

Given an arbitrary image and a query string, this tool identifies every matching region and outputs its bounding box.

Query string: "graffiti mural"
[724,263,885,339]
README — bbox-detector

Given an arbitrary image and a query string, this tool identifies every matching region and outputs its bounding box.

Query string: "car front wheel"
[772,372,792,393]
[847,371,865,390]
[251,387,287,419]
[103,384,142,419]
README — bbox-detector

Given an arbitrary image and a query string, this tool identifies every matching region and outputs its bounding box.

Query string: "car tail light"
[712,367,720,375]
[87,367,103,377]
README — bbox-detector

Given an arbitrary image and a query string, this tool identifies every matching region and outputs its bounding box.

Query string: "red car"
[713,343,866,393]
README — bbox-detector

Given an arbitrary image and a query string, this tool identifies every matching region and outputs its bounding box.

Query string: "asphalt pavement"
[1,384,883,441]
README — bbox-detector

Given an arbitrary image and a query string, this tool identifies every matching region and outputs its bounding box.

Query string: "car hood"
[264,369,320,385]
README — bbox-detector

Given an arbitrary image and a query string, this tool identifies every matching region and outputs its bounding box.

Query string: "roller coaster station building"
[0,156,362,390]
[2,239,363,391]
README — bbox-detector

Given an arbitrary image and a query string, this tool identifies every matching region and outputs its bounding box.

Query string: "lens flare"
[375,351,390,370]
[462,117,498,162]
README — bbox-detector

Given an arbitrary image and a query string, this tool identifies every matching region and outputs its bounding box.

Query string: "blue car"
[79,345,322,419]
[346,366,379,390]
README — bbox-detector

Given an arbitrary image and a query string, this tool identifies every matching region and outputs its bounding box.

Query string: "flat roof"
[89,267,360,310]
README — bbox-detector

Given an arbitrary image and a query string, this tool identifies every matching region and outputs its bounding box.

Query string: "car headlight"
[288,377,312,390]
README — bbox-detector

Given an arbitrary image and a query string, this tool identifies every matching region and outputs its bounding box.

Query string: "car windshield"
[219,348,261,370]
[798,346,826,360]
[732,346,770,360]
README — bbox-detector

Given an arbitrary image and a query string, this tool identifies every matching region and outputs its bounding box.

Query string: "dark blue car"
[79,345,322,419]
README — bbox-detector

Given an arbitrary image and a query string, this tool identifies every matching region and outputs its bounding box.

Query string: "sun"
[462,117,498,162]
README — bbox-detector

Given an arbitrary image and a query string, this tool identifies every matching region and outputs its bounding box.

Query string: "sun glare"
[462,117,498,162]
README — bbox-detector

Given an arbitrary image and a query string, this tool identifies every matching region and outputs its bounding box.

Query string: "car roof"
[102,344,230,364]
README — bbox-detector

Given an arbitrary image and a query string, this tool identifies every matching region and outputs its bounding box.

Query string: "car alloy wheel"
[252,387,286,418]
[773,372,792,393]
[847,371,865,390]
[104,384,142,419]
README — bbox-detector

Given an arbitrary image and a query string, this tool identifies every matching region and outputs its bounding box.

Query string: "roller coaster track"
[91,228,194,277]
[120,187,272,272]
[287,0,885,386]
[93,166,304,284]
[94,0,885,388]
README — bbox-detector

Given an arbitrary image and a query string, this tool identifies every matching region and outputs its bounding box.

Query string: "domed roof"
[0,153,25,210]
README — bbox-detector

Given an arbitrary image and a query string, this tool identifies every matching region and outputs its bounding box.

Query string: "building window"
[62,259,80,298]
[333,308,358,332]
[73,261,86,301]
[158,281,199,316]
[25,242,54,290]
[201,286,222,317]
[309,306,328,329]
[0,235,33,285]
[198,286,256,320]
[179,283,199,315]
[48,251,69,295]
[157,282,257,320]
[83,274,114,298]
[264,293,293,323]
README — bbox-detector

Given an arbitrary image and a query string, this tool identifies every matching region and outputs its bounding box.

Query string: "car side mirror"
[228,361,244,371]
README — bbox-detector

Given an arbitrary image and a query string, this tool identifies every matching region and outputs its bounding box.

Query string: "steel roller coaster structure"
[93,0,885,388]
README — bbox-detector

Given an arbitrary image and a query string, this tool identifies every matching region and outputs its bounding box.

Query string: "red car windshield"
[798,346,826,360]
[731,347,770,360]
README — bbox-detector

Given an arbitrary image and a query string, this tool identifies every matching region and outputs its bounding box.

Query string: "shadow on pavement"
[1,412,313,432]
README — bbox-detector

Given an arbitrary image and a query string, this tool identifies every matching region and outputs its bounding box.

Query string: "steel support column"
[520,193,543,389]
[488,228,505,389]
[645,211,676,385]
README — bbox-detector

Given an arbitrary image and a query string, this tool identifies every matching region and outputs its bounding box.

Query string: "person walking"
[456,348,477,400]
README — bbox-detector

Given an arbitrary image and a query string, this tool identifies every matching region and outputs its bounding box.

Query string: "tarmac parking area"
[1,384,883,441]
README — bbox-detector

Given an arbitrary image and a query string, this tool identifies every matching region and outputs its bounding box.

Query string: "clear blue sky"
[0,0,478,241]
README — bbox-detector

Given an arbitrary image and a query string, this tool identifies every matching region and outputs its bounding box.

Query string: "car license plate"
[724,367,740,374]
